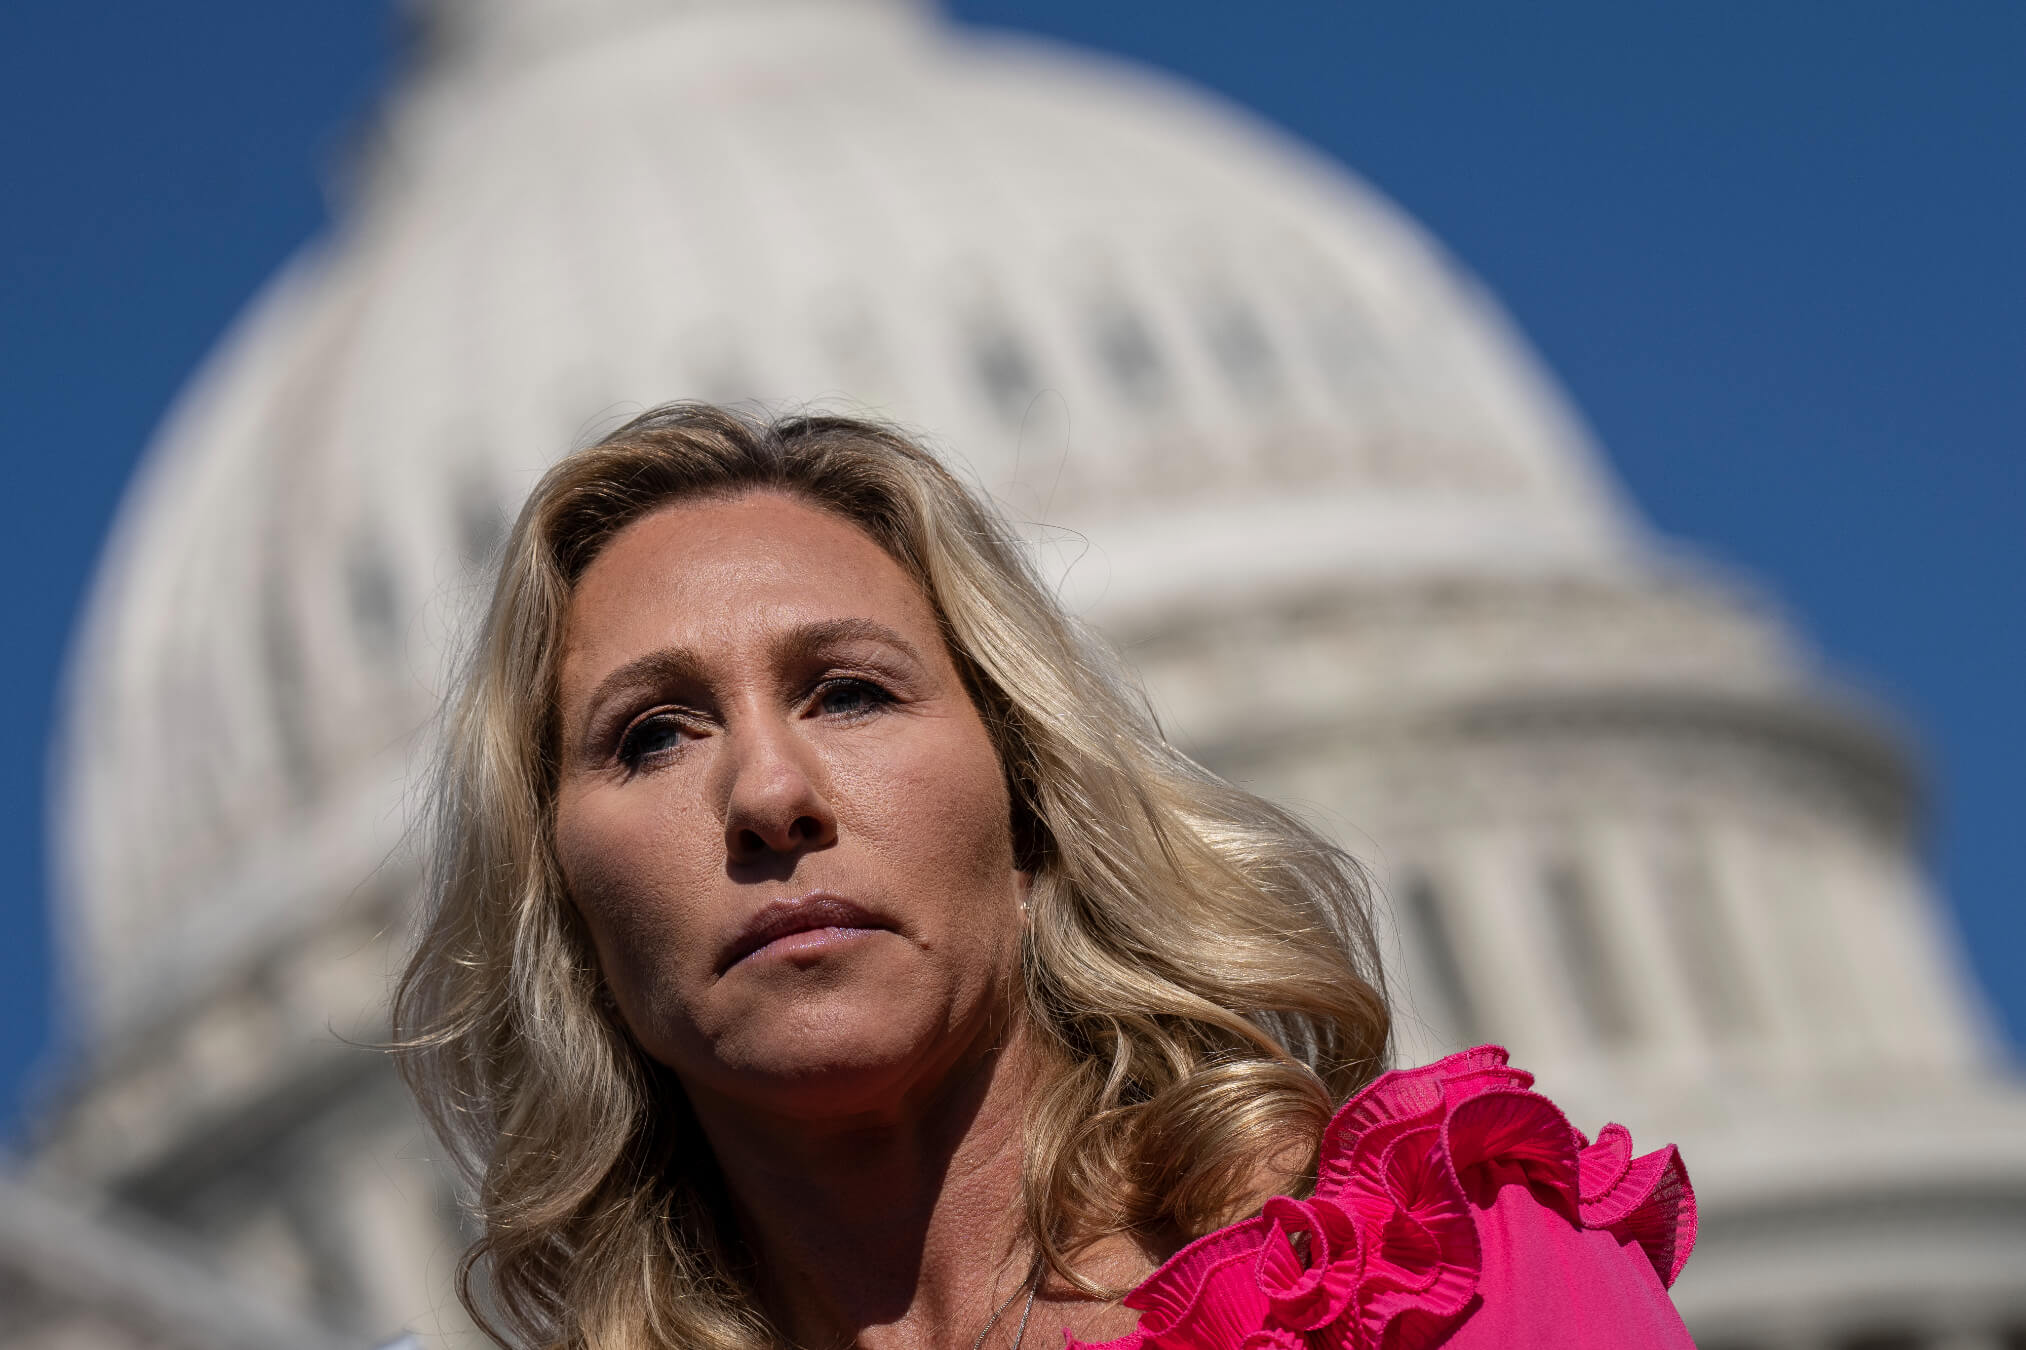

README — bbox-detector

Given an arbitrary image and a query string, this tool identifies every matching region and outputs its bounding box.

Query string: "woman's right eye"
[617,713,690,767]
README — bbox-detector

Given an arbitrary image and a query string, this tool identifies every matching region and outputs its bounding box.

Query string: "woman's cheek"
[880,724,1017,903]
[560,786,703,994]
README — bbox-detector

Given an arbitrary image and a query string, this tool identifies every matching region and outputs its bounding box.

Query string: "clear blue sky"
[2,2,2020,1130]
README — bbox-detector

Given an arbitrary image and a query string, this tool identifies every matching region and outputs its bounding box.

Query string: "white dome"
[57,0,1644,1041]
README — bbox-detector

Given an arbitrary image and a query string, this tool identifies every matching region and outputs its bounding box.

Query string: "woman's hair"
[394,403,1391,1350]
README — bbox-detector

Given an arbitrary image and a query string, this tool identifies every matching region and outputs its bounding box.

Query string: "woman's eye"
[618,713,689,765]
[814,678,891,719]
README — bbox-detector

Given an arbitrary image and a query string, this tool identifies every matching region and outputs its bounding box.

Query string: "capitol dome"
[56,0,1642,1044]
[35,4,2026,1346]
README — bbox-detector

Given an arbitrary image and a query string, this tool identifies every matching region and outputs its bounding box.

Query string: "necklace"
[969,1268,1040,1350]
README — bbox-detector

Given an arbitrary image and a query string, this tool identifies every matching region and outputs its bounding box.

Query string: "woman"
[395,404,1696,1350]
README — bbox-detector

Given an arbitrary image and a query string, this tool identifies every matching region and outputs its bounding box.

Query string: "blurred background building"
[6,1,2024,1346]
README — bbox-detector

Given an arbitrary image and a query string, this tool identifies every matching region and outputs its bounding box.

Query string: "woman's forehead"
[561,492,940,677]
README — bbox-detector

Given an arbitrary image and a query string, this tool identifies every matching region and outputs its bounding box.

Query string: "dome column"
[1852,847,1994,1074]
[1704,819,1834,1078]
[1447,825,1589,1066]
[1580,817,1717,1079]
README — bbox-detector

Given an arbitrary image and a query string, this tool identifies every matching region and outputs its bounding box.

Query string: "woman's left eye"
[813,678,892,718]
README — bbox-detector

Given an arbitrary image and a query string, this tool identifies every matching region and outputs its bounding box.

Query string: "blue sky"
[2,2,2020,1129]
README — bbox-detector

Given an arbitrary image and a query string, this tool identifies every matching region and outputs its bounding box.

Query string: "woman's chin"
[684,1008,995,1123]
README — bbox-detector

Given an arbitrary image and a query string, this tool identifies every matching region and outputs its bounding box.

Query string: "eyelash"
[613,676,897,769]
[811,675,895,719]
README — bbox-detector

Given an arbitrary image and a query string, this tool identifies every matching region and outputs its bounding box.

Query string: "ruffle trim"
[1065,1046,1696,1350]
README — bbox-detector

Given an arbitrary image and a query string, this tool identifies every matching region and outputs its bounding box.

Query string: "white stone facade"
[14,2,2025,1347]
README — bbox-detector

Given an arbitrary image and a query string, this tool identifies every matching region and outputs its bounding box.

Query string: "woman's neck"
[688,1019,1065,1350]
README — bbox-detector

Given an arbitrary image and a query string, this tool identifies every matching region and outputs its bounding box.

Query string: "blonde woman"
[395,404,1696,1350]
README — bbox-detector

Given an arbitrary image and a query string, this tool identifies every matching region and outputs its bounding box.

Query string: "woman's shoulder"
[1067,1046,1698,1350]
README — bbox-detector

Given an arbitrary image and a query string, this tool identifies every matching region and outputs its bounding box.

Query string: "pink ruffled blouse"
[1066,1046,1697,1350]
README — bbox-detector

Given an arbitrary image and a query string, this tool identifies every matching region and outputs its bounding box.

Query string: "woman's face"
[553,490,1028,1122]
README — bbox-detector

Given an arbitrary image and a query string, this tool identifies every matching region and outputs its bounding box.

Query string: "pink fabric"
[1064,1046,1697,1350]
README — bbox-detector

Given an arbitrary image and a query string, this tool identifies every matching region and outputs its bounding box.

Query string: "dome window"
[1197,288,1282,406]
[1087,297,1168,410]
[967,315,1044,427]
[345,533,403,663]
[454,471,509,571]
[259,575,319,803]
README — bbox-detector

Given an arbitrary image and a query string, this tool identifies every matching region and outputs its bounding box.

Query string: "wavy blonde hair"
[394,404,1390,1350]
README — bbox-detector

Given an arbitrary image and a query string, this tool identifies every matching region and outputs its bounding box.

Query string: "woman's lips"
[719,893,889,972]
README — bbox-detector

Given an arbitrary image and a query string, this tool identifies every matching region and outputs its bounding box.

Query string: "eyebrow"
[572,617,928,753]
[773,616,926,670]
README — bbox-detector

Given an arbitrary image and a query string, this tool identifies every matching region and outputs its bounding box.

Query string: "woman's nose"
[719,719,838,864]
